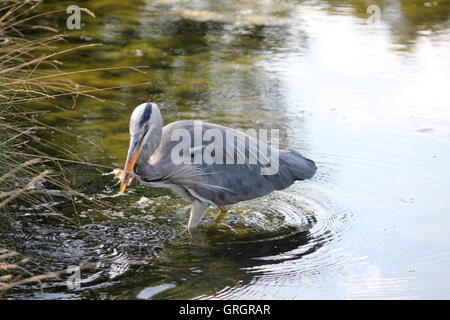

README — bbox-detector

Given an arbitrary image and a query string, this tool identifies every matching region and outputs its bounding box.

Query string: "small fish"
[104,169,134,189]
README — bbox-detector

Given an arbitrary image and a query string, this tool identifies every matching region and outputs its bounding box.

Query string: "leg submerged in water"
[214,205,228,224]
[187,200,209,229]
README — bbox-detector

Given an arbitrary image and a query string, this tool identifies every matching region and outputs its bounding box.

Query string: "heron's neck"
[136,126,162,172]
[133,105,164,178]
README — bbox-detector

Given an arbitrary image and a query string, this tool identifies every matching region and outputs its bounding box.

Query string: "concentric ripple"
[3,177,355,300]
[186,185,355,299]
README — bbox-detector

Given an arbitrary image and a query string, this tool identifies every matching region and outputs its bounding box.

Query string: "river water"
[3,0,450,299]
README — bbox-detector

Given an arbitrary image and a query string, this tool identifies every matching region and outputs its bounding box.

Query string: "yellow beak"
[120,136,142,193]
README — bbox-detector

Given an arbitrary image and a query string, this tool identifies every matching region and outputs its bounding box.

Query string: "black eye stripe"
[138,103,153,127]
[143,126,149,136]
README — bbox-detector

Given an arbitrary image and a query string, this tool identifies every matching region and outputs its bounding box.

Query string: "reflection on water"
[3,0,450,299]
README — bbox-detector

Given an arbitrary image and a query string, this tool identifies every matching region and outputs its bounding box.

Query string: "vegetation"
[0,0,144,296]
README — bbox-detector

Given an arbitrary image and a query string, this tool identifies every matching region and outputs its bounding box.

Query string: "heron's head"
[120,102,160,193]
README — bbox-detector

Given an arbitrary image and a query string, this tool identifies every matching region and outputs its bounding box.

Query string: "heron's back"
[194,148,316,205]
[142,120,316,206]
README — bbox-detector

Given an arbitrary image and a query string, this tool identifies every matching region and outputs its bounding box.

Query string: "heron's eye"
[142,124,150,136]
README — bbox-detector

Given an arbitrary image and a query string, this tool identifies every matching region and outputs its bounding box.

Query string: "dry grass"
[0,0,146,296]
[1,1,103,219]
[0,247,110,298]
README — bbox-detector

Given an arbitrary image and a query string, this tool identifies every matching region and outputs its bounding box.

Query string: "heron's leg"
[187,200,209,229]
[214,205,228,224]
[214,211,227,224]
[179,226,191,237]
[218,205,240,216]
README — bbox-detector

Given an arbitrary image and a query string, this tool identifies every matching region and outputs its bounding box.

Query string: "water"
[3,0,450,299]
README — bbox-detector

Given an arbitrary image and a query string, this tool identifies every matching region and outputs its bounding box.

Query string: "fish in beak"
[120,135,143,193]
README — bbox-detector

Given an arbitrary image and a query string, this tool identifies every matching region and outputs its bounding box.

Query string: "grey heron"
[118,102,316,229]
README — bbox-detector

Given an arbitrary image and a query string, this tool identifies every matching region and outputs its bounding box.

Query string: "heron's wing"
[150,121,316,205]
[193,150,315,205]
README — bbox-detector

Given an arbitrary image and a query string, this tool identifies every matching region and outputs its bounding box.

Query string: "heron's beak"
[120,135,142,193]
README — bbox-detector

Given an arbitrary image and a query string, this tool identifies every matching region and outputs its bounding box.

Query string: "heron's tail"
[282,149,317,180]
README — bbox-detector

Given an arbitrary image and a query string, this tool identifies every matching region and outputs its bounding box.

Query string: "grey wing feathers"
[280,149,317,180]
[148,120,316,206]
[196,150,316,205]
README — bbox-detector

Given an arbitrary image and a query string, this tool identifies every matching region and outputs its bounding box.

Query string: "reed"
[0,0,145,296]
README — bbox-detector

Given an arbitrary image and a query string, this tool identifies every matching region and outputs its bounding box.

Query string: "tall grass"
[0,0,145,296]
[1,0,101,225]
